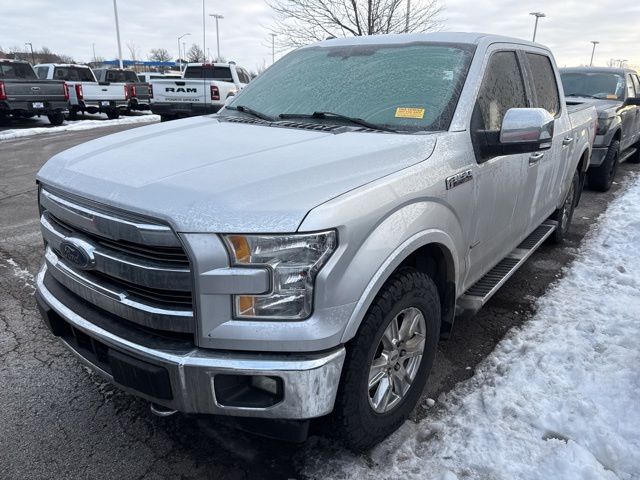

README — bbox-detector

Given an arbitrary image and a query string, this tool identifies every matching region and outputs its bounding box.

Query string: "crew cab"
[149,62,250,121]
[35,63,128,120]
[92,68,153,112]
[35,33,596,450]
[0,59,68,126]
[560,67,640,191]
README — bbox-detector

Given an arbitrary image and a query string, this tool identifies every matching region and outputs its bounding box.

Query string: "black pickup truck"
[0,59,69,126]
[561,67,640,191]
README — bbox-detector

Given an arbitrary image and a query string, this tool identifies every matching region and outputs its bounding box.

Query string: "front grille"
[39,186,195,336]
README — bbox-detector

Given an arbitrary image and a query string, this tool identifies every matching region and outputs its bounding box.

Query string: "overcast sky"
[2,0,639,70]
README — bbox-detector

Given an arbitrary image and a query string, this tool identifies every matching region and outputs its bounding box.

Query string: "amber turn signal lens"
[228,235,251,263]
[237,296,255,316]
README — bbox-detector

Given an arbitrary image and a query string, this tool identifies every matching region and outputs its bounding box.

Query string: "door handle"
[529,152,544,165]
[562,137,573,146]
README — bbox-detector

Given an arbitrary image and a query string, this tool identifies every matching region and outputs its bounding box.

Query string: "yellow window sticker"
[395,107,425,119]
[606,94,617,99]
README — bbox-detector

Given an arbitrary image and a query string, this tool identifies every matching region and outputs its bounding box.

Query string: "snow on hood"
[37,116,437,233]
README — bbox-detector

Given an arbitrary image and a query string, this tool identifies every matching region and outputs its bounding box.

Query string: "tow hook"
[150,403,178,417]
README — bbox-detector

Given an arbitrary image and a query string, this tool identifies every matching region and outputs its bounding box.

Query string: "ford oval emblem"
[59,238,96,270]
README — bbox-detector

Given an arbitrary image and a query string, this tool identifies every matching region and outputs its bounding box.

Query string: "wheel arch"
[340,232,459,344]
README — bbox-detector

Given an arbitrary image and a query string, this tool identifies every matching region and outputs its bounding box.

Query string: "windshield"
[104,70,139,83]
[54,66,95,82]
[225,42,475,131]
[0,62,37,79]
[561,72,625,100]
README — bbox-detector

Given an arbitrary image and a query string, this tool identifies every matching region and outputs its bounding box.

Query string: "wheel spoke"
[402,333,426,359]
[368,357,388,389]
[391,366,411,396]
[382,316,400,348]
[372,376,392,411]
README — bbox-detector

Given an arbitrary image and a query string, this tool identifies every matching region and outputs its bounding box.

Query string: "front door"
[465,48,539,288]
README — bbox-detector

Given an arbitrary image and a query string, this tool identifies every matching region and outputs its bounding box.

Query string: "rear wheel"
[47,112,65,126]
[0,113,10,126]
[333,267,440,451]
[549,170,579,245]
[160,115,175,122]
[106,109,120,120]
[588,140,619,192]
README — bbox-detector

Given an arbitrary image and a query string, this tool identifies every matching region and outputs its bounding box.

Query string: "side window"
[626,74,636,98]
[471,51,528,161]
[36,66,48,79]
[526,53,561,117]
[632,75,640,97]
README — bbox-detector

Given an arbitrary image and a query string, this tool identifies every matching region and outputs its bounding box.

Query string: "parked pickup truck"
[560,67,640,191]
[93,68,153,112]
[35,33,596,450]
[0,59,68,126]
[149,62,250,121]
[35,63,128,120]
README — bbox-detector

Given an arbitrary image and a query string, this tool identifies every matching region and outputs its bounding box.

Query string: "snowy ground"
[303,174,640,480]
[0,112,159,142]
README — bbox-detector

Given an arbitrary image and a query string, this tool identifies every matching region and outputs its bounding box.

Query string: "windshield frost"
[227,42,475,131]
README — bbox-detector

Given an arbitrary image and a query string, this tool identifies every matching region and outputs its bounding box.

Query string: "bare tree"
[186,44,205,63]
[149,48,171,62]
[267,0,442,49]
[126,41,140,62]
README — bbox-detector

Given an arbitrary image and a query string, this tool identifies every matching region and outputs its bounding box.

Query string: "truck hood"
[37,116,437,233]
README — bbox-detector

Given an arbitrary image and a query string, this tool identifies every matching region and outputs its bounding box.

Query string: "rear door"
[466,48,536,284]
[620,73,638,150]
[522,51,570,222]
[627,74,640,146]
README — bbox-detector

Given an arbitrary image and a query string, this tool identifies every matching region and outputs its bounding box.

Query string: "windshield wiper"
[225,105,275,122]
[279,111,398,133]
[566,93,597,98]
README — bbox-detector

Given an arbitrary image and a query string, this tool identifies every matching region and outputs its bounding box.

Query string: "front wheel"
[333,267,440,451]
[549,170,579,244]
[47,112,65,126]
[588,140,619,192]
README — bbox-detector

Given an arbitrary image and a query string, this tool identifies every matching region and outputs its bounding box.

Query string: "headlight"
[597,117,613,135]
[222,231,337,320]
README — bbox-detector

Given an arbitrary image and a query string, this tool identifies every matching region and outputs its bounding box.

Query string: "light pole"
[25,42,35,65]
[210,14,224,61]
[112,0,123,68]
[589,41,599,67]
[405,0,411,33]
[178,33,191,72]
[529,12,546,42]
[92,43,97,64]
[270,33,277,64]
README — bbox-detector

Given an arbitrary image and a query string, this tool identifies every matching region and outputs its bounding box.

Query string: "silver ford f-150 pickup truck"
[35,33,596,450]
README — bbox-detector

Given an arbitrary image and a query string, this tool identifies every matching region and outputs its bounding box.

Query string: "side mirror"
[223,95,235,108]
[500,108,554,150]
[624,96,640,106]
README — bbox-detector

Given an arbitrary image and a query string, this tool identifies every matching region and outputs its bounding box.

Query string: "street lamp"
[405,0,411,33]
[270,33,277,64]
[112,0,123,69]
[25,42,35,65]
[589,41,599,67]
[178,33,191,72]
[210,14,224,61]
[529,12,546,42]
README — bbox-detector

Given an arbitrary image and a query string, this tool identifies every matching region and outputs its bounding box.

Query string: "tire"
[548,170,579,245]
[47,112,65,126]
[588,140,619,192]
[0,113,10,126]
[106,109,120,120]
[333,267,441,451]
[160,115,175,123]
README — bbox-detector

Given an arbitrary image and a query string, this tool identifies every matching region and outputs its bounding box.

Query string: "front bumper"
[36,265,345,420]
[589,146,609,167]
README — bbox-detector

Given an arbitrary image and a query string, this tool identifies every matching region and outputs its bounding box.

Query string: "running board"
[620,147,637,163]
[457,220,558,314]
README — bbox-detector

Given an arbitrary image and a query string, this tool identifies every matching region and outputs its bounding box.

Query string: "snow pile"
[0,113,159,142]
[305,174,640,480]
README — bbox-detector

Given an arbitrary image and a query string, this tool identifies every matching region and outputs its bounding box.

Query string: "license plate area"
[32,102,45,109]
[101,101,111,107]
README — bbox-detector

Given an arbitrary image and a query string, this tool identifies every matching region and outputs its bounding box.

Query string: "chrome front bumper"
[36,265,345,420]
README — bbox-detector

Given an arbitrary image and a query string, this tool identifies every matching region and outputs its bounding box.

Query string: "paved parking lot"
[1,125,638,479]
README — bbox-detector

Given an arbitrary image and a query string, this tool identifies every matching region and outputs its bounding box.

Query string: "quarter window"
[626,74,636,98]
[526,53,561,117]
[632,75,640,97]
